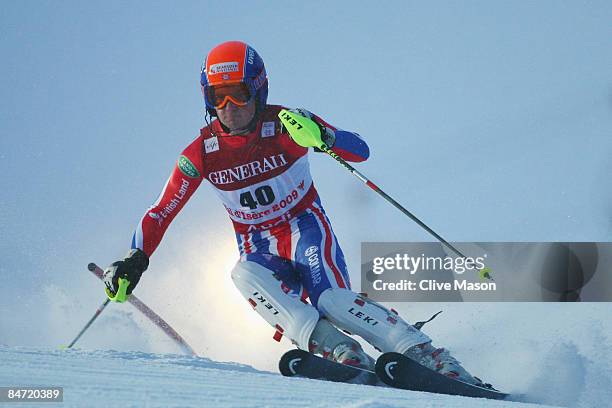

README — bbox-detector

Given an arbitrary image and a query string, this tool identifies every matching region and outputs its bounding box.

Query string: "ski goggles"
[205,83,254,109]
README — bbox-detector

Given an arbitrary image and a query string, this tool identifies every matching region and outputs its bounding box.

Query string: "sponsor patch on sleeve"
[178,155,201,178]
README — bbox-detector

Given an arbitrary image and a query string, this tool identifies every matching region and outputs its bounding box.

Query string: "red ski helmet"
[200,41,268,116]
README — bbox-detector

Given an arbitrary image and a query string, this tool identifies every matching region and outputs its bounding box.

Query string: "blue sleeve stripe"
[333,130,370,161]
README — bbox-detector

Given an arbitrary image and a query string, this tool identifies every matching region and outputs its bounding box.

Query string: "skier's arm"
[131,137,205,257]
[310,112,370,163]
[287,108,369,162]
[103,137,205,302]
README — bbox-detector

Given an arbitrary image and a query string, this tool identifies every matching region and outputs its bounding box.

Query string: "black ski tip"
[375,352,404,386]
[375,352,509,400]
[87,262,97,272]
[279,349,377,385]
[279,349,306,377]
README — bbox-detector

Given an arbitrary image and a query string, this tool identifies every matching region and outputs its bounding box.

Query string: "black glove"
[103,248,149,302]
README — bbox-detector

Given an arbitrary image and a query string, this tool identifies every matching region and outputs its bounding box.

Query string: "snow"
[0,346,553,408]
[3,285,612,407]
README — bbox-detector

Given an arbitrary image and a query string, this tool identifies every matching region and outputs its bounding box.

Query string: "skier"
[103,40,480,385]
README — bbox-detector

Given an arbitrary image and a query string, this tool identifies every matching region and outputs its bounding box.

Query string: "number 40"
[239,186,275,210]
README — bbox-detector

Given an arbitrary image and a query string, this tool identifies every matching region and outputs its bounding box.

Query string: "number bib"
[211,155,313,224]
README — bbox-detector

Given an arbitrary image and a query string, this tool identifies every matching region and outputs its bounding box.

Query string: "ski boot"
[309,319,375,383]
[404,342,484,386]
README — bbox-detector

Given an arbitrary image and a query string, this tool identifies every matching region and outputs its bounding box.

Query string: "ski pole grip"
[105,277,131,303]
[278,109,326,149]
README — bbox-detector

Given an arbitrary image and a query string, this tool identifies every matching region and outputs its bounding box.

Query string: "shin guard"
[231,261,319,349]
[317,288,431,354]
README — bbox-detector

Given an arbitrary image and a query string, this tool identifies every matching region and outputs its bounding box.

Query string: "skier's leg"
[292,204,373,369]
[230,254,319,350]
[317,287,480,384]
[298,202,480,384]
[317,288,431,353]
[319,286,483,384]
[231,252,372,370]
[296,200,427,351]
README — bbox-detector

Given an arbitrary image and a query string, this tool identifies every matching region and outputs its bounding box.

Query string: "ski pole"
[88,262,198,356]
[279,109,492,280]
[63,297,110,349]
[323,145,492,280]
[321,145,468,255]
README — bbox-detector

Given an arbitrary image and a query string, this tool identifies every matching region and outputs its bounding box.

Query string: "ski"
[375,352,508,400]
[279,349,379,385]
